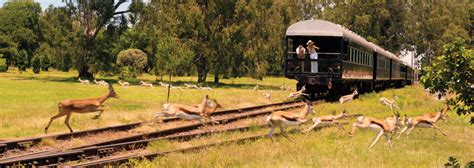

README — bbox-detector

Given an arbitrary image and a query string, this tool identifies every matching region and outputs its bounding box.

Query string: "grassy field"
[0,68,472,167]
[0,68,296,138]
[133,85,473,168]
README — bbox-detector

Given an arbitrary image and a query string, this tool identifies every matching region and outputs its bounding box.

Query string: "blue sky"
[0,0,131,11]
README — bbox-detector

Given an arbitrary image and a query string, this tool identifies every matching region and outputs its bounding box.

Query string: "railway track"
[0,100,311,167]
[74,122,352,167]
[0,100,300,156]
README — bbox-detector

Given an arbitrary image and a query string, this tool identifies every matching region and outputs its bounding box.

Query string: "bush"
[117,48,147,78]
[31,55,41,74]
[0,58,7,72]
[41,55,51,71]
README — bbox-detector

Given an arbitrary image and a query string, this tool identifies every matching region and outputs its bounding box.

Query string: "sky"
[0,0,131,11]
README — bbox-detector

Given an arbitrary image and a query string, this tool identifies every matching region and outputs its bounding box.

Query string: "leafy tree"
[16,50,28,72]
[0,1,42,66]
[64,0,133,78]
[33,43,53,71]
[154,36,194,77]
[117,48,147,78]
[31,55,41,74]
[0,58,7,72]
[421,39,473,122]
[0,34,18,69]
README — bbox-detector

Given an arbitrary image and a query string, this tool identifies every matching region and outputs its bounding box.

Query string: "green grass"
[132,84,473,167]
[1,68,472,167]
[0,68,296,138]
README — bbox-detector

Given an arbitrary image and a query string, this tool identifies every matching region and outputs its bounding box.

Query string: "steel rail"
[0,100,299,155]
[0,101,308,166]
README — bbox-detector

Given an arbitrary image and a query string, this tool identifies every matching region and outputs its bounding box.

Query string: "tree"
[116,48,147,78]
[421,38,473,123]
[31,54,41,74]
[64,0,132,78]
[0,34,18,69]
[154,36,194,77]
[16,50,28,72]
[0,1,42,68]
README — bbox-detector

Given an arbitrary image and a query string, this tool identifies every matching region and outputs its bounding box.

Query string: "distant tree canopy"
[0,0,471,83]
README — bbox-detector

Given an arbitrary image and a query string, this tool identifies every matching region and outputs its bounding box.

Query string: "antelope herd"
[43,79,452,149]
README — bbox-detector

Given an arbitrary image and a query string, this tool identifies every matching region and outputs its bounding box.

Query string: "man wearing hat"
[296,45,306,72]
[307,40,319,73]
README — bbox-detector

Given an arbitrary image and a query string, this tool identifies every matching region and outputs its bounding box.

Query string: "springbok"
[253,85,259,91]
[158,82,170,87]
[78,78,90,85]
[280,84,292,91]
[263,91,272,99]
[171,86,183,90]
[339,89,358,104]
[200,86,213,90]
[266,100,314,141]
[45,84,118,133]
[140,81,153,88]
[94,79,108,87]
[288,85,308,98]
[118,80,130,87]
[184,83,199,89]
[422,107,449,122]
[396,104,449,139]
[303,110,348,133]
[157,95,221,131]
[380,96,400,110]
[349,111,401,148]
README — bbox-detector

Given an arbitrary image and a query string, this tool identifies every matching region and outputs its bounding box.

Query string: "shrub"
[117,48,147,78]
[31,55,41,74]
[0,58,7,72]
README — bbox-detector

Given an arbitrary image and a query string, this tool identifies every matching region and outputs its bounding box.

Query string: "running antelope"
[253,85,259,91]
[423,107,449,122]
[339,89,358,104]
[396,104,449,139]
[94,79,108,87]
[263,91,272,99]
[159,82,170,87]
[380,96,400,110]
[118,80,130,87]
[200,86,213,90]
[303,110,348,133]
[140,81,153,87]
[184,83,199,89]
[78,78,90,85]
[349,111,401,148]
[157,95,220,131]
[266,100,314,141]
[288,85,308,98]
[45,84,118,133]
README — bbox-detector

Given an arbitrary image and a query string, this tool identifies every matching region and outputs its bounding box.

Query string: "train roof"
[286,20,400,61]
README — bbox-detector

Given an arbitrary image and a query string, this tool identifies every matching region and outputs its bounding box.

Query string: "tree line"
[0,0,471,83]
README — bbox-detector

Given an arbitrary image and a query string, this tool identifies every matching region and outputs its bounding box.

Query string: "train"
[284,20,415,99]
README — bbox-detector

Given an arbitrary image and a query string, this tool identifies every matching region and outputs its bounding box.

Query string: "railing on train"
[285,52,343,76]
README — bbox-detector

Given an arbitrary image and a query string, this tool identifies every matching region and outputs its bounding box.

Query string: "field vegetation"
[0,69,472,167]
[0,68,295,138]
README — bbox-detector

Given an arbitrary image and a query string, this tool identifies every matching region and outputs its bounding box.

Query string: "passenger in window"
[296,45,306,72]
[307,40,319,73]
